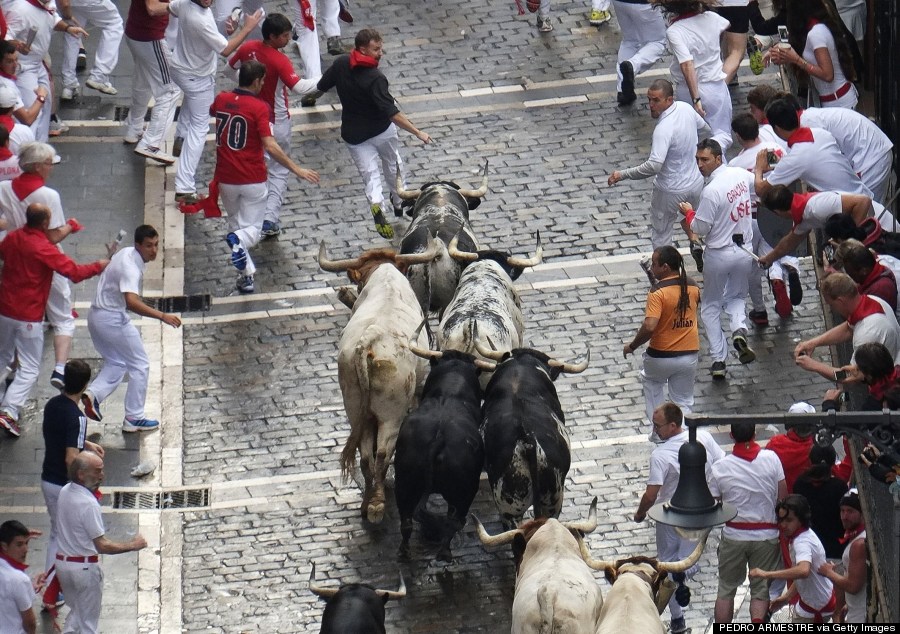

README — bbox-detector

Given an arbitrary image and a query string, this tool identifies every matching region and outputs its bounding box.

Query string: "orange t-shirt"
[646,275,701,354]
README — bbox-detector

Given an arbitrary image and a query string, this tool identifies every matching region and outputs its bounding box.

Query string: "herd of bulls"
[311,164,710,633]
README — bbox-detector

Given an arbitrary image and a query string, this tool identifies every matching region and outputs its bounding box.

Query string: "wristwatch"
[36,95,46,103]
[692,97,702,105]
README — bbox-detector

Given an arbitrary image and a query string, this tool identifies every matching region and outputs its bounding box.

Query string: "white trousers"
[613,0,667,91]
[87,308,148,420]
[16,64,52,142]
[125,37,181,151]
[675,80,733,154]
[0,314,43,420]
[292,0,341,77]
[749,216,798,312]
[701,244,753,362]
[222,181,268,276]
[641,351,698,426]
[862,150,893,204]
[171,70,215,194]
[56,560,103,634]
[650,183,703,249]
[591,0,610,11]
[61,0,124,89]
[41,480,63,571]
[46,273,75,336]
[346,123,404,208]
[265,116,291,223]
[656,523,699,620]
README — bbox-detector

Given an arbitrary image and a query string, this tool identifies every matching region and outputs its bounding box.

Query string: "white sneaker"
[85,79,118,95]
[60,86,78,101]
[134,145,175,165]
[123,130,144,145]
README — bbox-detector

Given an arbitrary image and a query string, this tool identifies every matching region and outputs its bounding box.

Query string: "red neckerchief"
[670,11,699,23]
[179,177,221,218]
[732,441,762,462]
[869,366,900,402]
[807,18,819,30]
[0,147,12,161]
[0,114,16,132]
[25,0,55,14]
[837,523,865,545]
[349,49,379,69]
[761,117,769,125]
[787,127,815,147]
[847,294,886,326]
[11,172,45,201]
[860,260,890,290]
[790,192,816,227]
[779,526,809,568]
[0,549,28,571]
[0,68,16,81]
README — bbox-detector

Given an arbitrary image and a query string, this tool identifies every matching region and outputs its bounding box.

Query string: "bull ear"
[512,533,527,570]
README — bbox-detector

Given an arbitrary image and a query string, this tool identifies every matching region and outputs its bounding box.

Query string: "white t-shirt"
[789,529,834,617]
[729,142,784,208]
[1,117,36,154]
[6,0,60,71]
[56,482,105,556]
[709,450,784,541]
[649,428,724,504]
[850,295,900,362]
[766,127,872,197]
[0,154,20,181]
[0,180,65,242]
[793,191,890,234]
[0,558,33,634]
[803,23,857,108]
[169,0,228,77]
[649,101,706,193]
[91,246,145,313]
[667,11,729,84]
[800,107,893,178]
[0,75,25,111]
[693,164,755,249]
[758,124,787,150]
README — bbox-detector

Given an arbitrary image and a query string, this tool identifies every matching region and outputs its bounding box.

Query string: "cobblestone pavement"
[0,0,853,631]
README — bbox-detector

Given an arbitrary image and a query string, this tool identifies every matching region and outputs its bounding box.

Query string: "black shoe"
[749,309,769,327]
[76,48,87,72]
[787,266,803,305]
[300,95,317,107]
[710,361,726,380]
[733,329,756,364]
[619,61,636,105]
[690,240,704,273]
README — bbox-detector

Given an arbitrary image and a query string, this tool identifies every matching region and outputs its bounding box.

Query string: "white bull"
[319,241,440,524]
[474,499,603,634]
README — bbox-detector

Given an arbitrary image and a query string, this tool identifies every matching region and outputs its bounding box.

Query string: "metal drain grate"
[144,294,212,313]
[110,487,210,511]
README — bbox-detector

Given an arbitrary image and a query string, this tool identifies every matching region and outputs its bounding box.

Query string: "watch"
[692,97,702,105]
[36,96,46,103]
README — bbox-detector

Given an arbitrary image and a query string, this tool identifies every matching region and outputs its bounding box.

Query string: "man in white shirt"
[57,0,124,98]
[634,402,724,634]
[680,139,757,379]
[607,79,707,255]
[0,41,50,131]
[710,422,787,624]
[746,84,787,150]
[0,520,43,634]
[750,495,835,623]
[84,225,182,432]
[55,451,147,634]
[819,488,867,624]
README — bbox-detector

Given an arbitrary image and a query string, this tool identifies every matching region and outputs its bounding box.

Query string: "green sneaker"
[589,9,610,25]
[371,204,394,239]
[747,37,764,75]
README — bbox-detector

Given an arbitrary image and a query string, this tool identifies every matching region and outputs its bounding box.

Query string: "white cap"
[788,402,816,414]
[0,84,19,109]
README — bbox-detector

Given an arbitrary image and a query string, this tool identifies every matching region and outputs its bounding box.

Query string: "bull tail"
[339,344,375,480]
[536,585,557,634]
[523,431,543,519]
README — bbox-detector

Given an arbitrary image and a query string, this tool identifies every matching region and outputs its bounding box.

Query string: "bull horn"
[474,359,497,372]
[506,231,543,269]
[395,237,442,265]
[561,496,598,534]
[548,348,591,374]
[656,528,712,573]
[448,234,479,262]
[457,159,489,198]
[471,514,522,547]
[473,338,506,361]
[373,572,407,601]
[395,169,420,200]
[318,241,363,272]
[308,563,339,599]
[578,538,617,573]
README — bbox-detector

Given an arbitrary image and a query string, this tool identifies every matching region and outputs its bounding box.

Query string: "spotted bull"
[318,240,440,524]
[477,343,589,528]
[309,563,406,634]
[473,499,603,634]
[397,162,489,315]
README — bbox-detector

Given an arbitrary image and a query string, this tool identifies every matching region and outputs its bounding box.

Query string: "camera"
[834,369,848,382]
[766,150,779,166]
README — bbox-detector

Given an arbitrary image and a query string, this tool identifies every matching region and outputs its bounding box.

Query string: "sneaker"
[689,240,704,273]
[235,274,255,294]
[710,361,726,380]
[0,412,20,438]
[135,146,176,165]
[733,329,756,364]
[122,418,160,433]
[618,61,636,105]
[772,279,792,318]
[81,392,103,422]
[589,9,611,25]
[60,86,78,101]
[76,48,87,72]
[50,370,65,390]
[749,309,769,327]
[747,37,764,75]
[327,36,350,55]
[226,233,248,271]
[261,220,281,237]
[786,266,803,305]
[172,136,184,158]
[670,616,688,634]
[48,118,69,137]
[300,95,317,107]
[175,192,202,204]
[370,203,394,239]
[537,15,553,32]
[123,130,143,145]
[85,79,118,95]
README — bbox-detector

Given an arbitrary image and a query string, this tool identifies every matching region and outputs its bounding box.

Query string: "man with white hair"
[0,142,83,389]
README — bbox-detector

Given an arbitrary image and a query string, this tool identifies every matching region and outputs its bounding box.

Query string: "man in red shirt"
[765,404,815,493]
[212,59,319,293]
[0,204,108,437]
[228,12,320,238]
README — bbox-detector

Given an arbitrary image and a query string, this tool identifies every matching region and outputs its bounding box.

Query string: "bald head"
[69,451,104,490]
[25,203,51,229]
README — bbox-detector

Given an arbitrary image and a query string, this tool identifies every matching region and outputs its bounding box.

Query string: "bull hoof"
[367,501,386,524]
